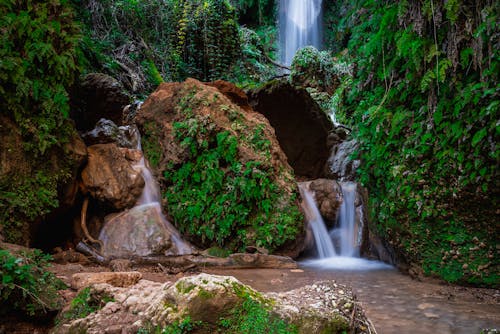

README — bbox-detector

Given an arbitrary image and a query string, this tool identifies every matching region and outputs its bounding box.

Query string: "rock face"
[135,78,304,254]
[70,73,130,131]
[0,114,87,246]
[248,80,333,178]
[326,127,360,181]
[99,203,184,258]
[81,144,144,210]
[71,272,142,290]
[56,273,374,334]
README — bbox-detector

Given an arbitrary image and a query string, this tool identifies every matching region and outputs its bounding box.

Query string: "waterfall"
[279,0,323,65]
[299,183,336,258]
[337,182,360,257]
[131,128,193,255]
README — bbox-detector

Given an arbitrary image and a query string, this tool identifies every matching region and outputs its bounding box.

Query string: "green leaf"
[471,129,487,147]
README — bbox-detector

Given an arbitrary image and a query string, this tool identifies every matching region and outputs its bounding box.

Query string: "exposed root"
[80,197,104,250]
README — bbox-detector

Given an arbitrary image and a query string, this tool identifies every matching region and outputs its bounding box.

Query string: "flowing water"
[299,183,336,258]
[279,0,323,65]
[299,181,390,270]
[131,127,193,255]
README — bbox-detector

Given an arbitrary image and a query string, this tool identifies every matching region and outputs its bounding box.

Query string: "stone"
[71,272,142,290]
[327,136,361,181]
[70,73,131,131]
[81,119,139,148]
[81,143,144,210]
[99,203,181,259]
[135,78,304,255]
[56,274,375,334]
[309,179,343,224]
[228,253,297,269]
[248,80,333,178]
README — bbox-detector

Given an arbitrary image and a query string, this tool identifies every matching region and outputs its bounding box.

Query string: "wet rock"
[56,274,374,334]
[109,259,132,272]
[228,253,296,269]
[81,119,138,148]
[70,73,131,131]
[81,143,144,210]
[71,272,142,290]
[327,137,360,181]
[99,203,178,259]
[248,80,333,178]
[309,179,343,224]
[206,80,252,111]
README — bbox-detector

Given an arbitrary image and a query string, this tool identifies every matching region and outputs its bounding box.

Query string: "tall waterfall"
[299,183,336,258]
[279,0,323,65]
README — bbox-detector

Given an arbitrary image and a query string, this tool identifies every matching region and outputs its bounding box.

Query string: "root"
[81,197,104,250]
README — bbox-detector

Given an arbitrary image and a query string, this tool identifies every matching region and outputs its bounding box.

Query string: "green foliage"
[218,295,297,334]
[329,0,499,286]
[231,0,276,26]
[174,0,241,81]
[0,249,65,316]
[63,286,114,320]
[0,0,81,154]
[143,87,303,252]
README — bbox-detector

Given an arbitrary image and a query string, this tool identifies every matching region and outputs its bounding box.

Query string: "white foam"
[301,256,394,271]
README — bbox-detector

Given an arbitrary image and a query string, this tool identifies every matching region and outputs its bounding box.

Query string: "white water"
[299,183,336,258]
[132,127,193,255]
[300,182,389,270]
[279,0,323,65]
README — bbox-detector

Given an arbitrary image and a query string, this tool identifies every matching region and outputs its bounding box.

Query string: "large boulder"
[81,119,139,149]
[81,144,144,210]
[55,273,374,334]
[70,73,130,131]
[135,79,304,254]
[248,80,333,178]
[309,179,343,225]
[327,137,360,181]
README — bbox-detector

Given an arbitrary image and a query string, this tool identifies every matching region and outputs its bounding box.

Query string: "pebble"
[424,312,440,319]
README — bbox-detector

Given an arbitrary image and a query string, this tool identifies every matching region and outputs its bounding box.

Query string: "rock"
[70,73,131,131]
[81,143,144,210]
[135,78,304,254]
[99,203,174,258]
[56,274,374,334]
[248,80,333,178]
[0,114,87,246]
[327,137,361,181]
[71,272,142,290]
[228,253,297,269]
[81,119,139,148]
[206,80,252,111]
[309,179,343,224]
[109,259,133,272]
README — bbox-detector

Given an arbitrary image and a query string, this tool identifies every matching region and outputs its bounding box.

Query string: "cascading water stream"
[299,184,336,258]
[300,182,390,270]
[279,0,323,65]
[131,127,193,255]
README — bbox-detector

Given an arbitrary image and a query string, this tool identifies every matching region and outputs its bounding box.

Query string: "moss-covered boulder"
[136,79,304,255]
[54,273,374,334]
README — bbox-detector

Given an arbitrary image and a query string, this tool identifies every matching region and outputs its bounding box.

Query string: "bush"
[0,249,65,316]
[0,0,80,154]
[330,0,499,286]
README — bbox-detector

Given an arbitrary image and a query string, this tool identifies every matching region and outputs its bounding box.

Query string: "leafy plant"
[63,286,114,320]
[0,249,65,316]
[328,0,499,286]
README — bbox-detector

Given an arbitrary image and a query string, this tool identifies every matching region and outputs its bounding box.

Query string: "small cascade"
[337,182,360,257]
[131,127,193,255]
[300,182,391,270]
[279,0,323,65]
[299,183,336,258]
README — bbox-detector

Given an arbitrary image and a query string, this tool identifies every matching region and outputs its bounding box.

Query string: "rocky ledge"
[54,273,374,334]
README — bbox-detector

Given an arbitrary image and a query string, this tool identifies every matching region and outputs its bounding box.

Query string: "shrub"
[0,0,80,154]
[0,249,65,316]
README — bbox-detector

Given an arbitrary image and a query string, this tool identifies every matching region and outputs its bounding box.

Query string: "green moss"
[62,287,114,321]
[175,281,196,295]
[206,247,232,258]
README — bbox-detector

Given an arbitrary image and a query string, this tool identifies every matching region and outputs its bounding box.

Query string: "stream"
[201,266,500,334]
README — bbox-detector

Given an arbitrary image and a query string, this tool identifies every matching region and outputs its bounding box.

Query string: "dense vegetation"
[0,0,82,244]
[326,0,498,286]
